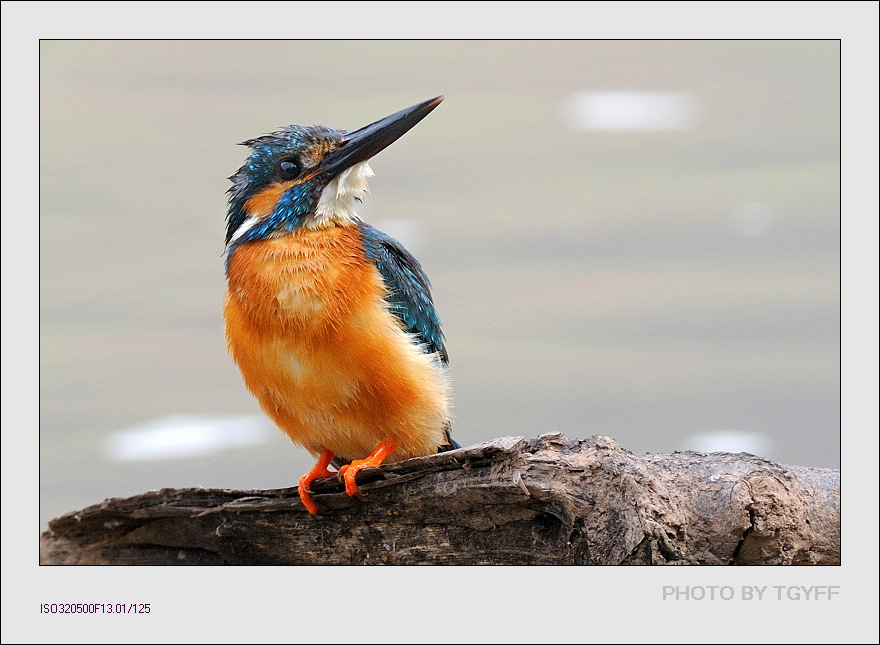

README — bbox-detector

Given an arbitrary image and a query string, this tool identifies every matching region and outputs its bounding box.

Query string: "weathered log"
[39,433,840,565]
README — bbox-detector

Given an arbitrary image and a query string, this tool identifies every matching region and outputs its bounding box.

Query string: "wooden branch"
[40,434,840,565]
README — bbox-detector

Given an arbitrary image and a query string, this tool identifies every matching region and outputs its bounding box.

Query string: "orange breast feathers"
[224,224,451,463]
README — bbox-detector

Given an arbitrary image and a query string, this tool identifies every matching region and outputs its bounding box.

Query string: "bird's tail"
[438,423,461,452]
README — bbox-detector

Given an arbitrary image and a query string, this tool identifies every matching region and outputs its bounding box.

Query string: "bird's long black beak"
[318,96,443,178]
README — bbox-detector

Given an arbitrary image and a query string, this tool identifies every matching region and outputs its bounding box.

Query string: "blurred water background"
[39,40,840,531]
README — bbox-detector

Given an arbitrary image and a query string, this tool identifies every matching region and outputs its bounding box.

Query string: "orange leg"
[298,448,336,515]
[338,439,399,498]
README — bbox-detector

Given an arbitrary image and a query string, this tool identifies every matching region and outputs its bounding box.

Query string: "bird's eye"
[276,158,302,180]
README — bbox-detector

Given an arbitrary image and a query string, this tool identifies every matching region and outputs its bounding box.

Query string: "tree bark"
[39,433,840,565]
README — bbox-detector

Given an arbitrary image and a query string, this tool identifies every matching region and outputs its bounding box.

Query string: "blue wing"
[358,221,448,365]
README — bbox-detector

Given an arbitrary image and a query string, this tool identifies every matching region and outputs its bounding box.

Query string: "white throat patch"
[309,161,374,228]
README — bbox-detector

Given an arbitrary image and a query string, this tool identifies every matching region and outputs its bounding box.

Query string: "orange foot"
[338,439,398,498]
[298,448,336,515]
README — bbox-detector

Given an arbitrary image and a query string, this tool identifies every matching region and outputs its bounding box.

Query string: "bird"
[223,96,458,515]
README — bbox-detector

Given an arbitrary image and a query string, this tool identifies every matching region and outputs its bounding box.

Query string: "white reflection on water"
[104,415,275,462]
[564,91,701,131]
[684,430,772,457]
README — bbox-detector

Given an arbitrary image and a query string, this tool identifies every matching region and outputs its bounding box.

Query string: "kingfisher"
[224,96,458,515]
